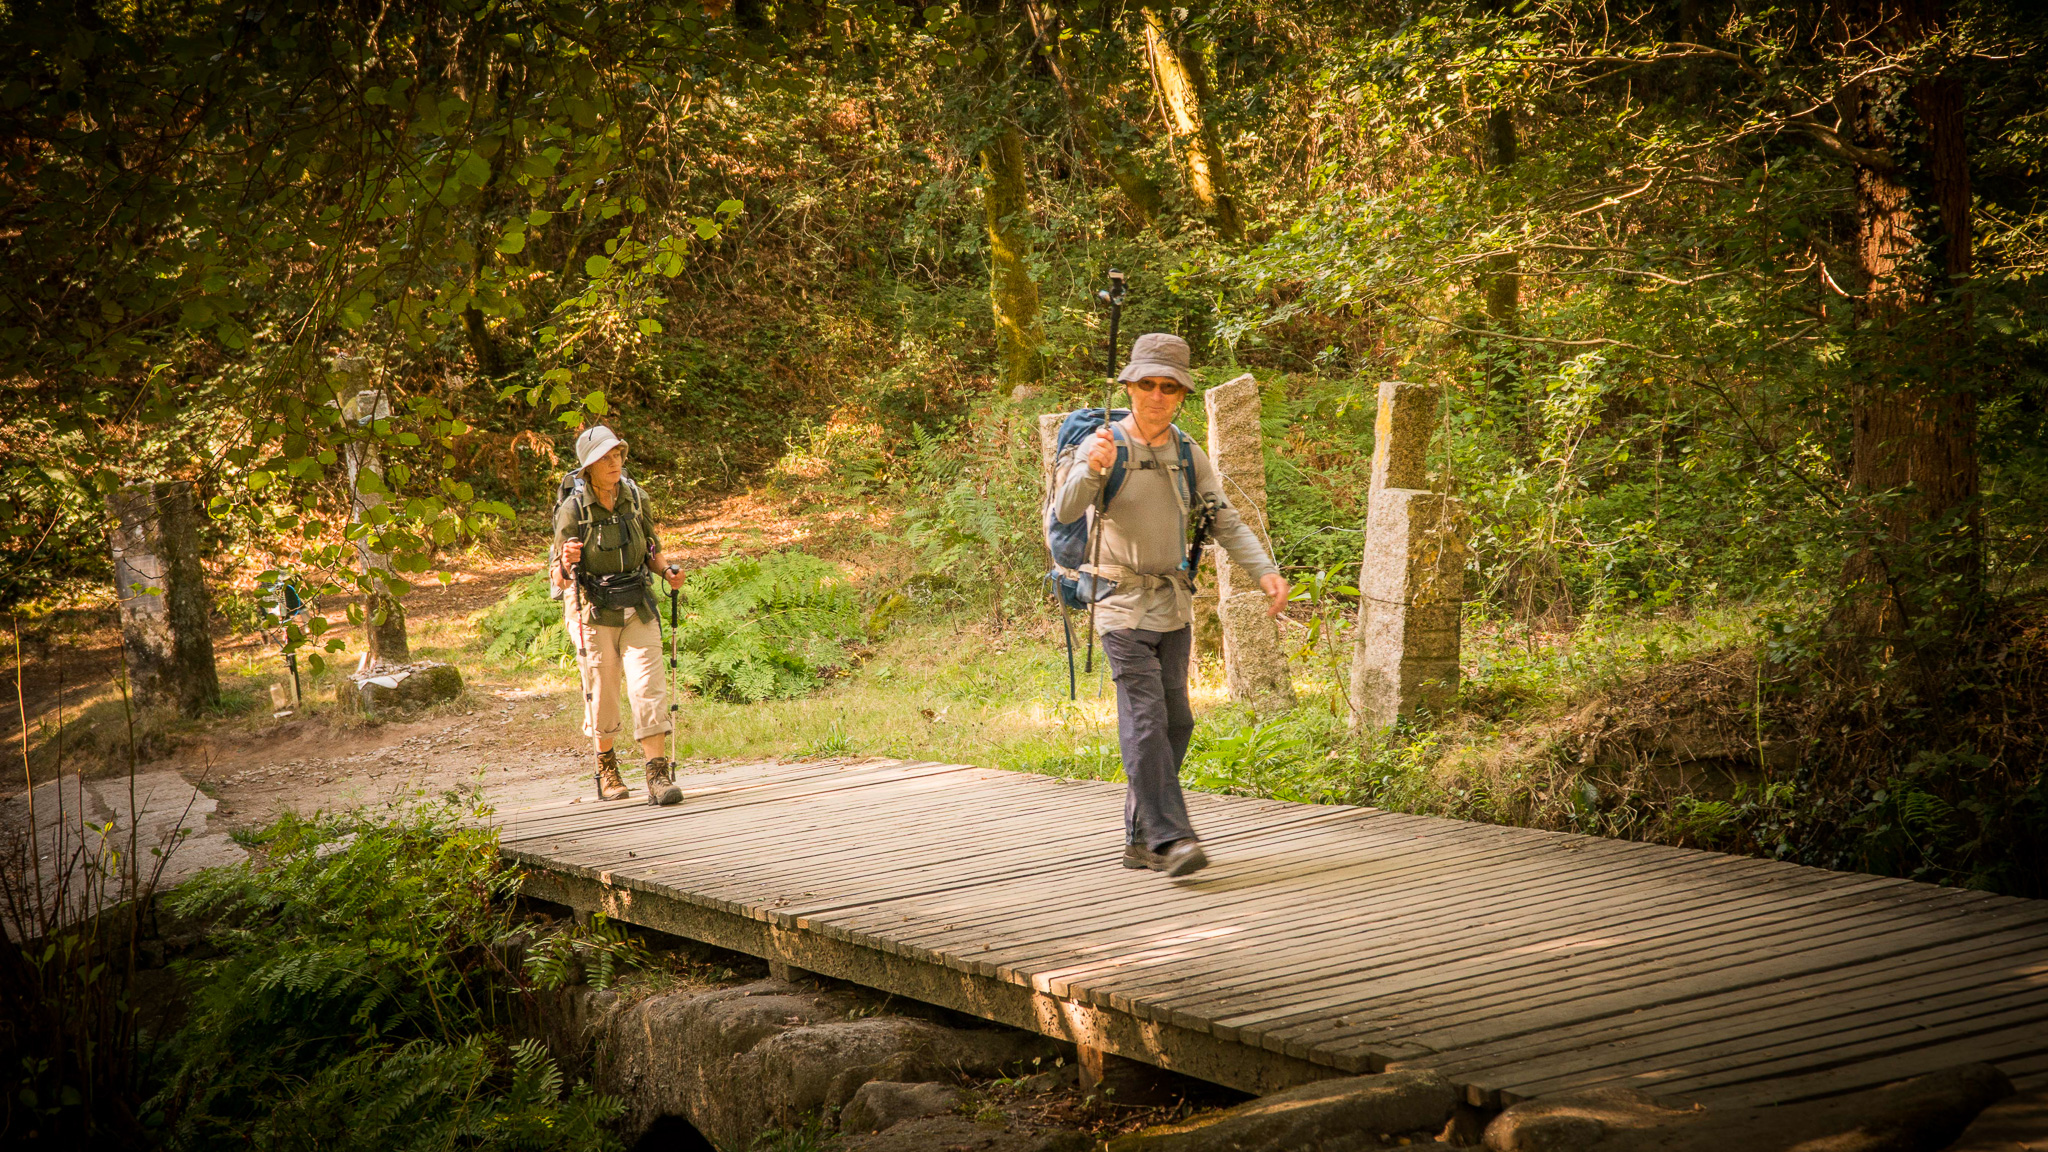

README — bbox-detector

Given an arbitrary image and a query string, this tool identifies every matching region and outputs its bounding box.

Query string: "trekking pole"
[1084,269,1126,679]
[666,565,681,765]
[565,546,594,734]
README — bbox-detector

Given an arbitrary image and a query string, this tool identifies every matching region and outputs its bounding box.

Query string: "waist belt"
[1084,564,1191,592]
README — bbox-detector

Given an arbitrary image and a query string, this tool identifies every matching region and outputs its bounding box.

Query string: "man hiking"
[553,425,688,805]
[1052,333,1289,877]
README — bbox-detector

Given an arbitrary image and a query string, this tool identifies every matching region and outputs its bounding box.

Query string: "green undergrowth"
[153,797,624,1151]
[660,593,1764,811]
[478,551,868,703]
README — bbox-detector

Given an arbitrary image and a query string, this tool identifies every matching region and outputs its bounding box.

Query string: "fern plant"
[478,552,862,703]
[478,572,575,668]
[154,802,623,1152]
[673,551,862,702]
[522,913,648,992]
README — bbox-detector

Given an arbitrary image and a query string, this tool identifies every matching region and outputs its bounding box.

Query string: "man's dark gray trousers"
[1101,625,1197,853]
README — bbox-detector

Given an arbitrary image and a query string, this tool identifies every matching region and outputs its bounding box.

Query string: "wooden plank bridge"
[496,758,2048,1109]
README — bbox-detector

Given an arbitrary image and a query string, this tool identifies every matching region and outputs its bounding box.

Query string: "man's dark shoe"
[644,756,684,806]
[1162,839,1209,878]
[594,748,629,802]
[1122,842,1165,871]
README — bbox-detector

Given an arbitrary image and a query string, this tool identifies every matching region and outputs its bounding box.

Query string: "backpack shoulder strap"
[1100,423,1133,506]
[1174,429,1200,509]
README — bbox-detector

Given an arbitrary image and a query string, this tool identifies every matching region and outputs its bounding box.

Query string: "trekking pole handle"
[1098,269,1125,381]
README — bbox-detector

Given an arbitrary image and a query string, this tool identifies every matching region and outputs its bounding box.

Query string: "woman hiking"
[552,425,688,805]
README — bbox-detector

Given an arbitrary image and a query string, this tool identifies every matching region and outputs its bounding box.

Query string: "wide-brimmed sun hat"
[1116,332,1195,390]
[574,425,627,473]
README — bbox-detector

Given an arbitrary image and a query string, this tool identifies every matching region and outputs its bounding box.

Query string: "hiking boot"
[1162,839,1209,878]
[644,756,683,807]
[594,748,629,802]
[1122,842,1165,871]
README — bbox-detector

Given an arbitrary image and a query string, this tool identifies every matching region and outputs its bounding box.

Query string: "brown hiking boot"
[644,756,683,806]
[594,748,629,801]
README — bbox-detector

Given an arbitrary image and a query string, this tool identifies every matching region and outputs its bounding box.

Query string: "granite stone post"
[1037,412,1064,489]
[1348,381,1465,732]
[107,481,219,717]
[336,359,408,667]
[1204,374,1294,714]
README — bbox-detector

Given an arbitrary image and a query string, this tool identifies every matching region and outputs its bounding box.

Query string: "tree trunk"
[107,481,220,717]
[1838,0,1979,643]
[1141,7,1242,241]
[1027,2,1162,227]
[1481,106,1520,394]
[981,123,1047,386]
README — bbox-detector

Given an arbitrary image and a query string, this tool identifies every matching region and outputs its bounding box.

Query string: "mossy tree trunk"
[981,122,1047,386]
[1141,6,1241,241]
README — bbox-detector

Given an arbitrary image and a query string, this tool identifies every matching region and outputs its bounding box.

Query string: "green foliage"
[1184,716,1317,801]
[897,406,1043,622]
[479,552,865,703]
[523,914,649,993]
[479,573,577,669]
[155,801,621,1151]
[677,553,865,702]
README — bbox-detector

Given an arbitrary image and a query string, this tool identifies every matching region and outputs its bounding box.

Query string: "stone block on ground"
[840,1080,965,1134]
[1482,1086,1694,1151]
[1348,489,1463,730]
[338,661,463,717]
[1486,1063,2013,1152]
[1347,380,1464,734]
[558,978,1062,1150]
[1108,1070,1458,1152]
[1039,412,1066,486]
[1944,1086,2048,1150]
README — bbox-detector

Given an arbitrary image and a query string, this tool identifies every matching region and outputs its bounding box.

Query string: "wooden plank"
[1200,871,2003,1030]
[1408,927,2048,1079]
[1054,842,1801,1012]
[992,835,1739,1012]
[1676,1021,2048,1108]
[1167,868,1950,1041]
[497,760,969,843]
[1283,896,2048,1067]
[1487,966,2048,1098]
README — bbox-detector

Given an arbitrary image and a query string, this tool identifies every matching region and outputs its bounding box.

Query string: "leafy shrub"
[674,552,864,702]
[1185,711,1351,804]
[154,801,622,1152]
[479,572,575,668]
[478,552,864,703]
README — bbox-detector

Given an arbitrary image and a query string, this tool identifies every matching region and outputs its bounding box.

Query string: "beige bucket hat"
[1116,332,1195,390]
[574,425,627,473]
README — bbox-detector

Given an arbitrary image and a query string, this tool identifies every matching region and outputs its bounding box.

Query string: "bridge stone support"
[1205,374,1294,715]
[107,480,219,717]
[1348,381,1465,732]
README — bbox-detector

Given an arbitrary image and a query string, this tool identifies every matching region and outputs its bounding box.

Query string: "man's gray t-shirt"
[1052,417,1278,634]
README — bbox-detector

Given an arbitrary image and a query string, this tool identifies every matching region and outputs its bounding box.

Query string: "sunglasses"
[1128,378,1190,396]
